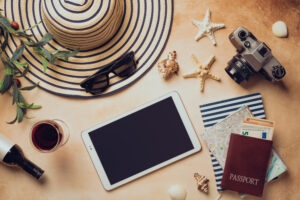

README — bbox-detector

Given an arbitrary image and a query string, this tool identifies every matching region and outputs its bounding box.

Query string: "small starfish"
[192,9,225,45]
[183,54,221,92]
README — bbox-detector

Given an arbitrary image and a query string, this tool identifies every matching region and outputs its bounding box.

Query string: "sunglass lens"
[113,52,137,77]
[114,63,136,77]
[80,74,109,94]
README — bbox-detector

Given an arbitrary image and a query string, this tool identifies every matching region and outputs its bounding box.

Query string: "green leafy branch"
[0,10,79,124]
[0,44,40,124]
[25,33,79,72]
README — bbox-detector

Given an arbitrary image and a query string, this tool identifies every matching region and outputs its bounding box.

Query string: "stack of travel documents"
[199,93,287,192]
[221,117,275,196]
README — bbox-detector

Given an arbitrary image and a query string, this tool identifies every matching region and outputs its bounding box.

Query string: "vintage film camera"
[225,26,286,84]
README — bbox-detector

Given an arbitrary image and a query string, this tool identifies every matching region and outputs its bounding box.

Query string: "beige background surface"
[0,0,300,199]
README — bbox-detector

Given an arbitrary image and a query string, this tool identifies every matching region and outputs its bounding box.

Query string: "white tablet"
[82,91,201,190]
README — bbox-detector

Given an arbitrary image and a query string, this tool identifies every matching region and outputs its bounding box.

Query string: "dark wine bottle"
[0,133,44,179]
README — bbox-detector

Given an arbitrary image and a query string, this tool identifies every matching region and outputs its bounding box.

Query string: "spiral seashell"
[157,51,179,79]
[194,173,209,193]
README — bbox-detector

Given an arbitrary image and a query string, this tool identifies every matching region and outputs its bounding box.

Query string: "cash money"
[240,117,275,140]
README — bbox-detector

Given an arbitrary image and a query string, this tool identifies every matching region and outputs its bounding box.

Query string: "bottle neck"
[19,158,44,180]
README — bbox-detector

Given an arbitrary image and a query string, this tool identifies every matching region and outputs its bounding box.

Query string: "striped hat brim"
[2,0,174,98]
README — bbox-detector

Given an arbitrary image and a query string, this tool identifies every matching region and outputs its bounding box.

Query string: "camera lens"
[238,30,247,41]
[225,55,253,84]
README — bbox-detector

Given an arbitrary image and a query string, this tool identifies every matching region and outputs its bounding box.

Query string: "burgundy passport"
[221,133,273,197]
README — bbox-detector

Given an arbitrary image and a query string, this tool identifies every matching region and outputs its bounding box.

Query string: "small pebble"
[272,21,288,38]
[168,185,187,200]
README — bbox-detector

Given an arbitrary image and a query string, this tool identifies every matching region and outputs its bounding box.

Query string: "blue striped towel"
[200,93,266,191]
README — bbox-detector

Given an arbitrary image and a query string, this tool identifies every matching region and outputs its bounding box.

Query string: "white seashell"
[168,185,187,200]
[272,21,288,38]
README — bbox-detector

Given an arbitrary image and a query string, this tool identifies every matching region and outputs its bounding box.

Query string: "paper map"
[202,106,252,168]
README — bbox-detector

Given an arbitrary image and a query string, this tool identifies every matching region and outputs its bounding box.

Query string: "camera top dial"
[272,66,286,80]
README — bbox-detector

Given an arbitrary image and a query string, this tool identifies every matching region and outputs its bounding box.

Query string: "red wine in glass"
[31,120,69,152]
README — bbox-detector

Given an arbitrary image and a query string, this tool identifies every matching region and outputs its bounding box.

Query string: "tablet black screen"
[89,97,194,184]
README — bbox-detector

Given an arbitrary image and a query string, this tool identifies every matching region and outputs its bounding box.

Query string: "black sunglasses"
[80,51,137,95]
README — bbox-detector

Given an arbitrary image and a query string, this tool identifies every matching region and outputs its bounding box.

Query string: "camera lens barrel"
[238,30,247,41]
[225,55,253,84]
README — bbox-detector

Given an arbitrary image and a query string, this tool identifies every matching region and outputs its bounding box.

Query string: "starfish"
[183,54,221,92]
[192,9,225,45]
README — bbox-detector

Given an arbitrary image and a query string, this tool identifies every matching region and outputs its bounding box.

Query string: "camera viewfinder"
[258,47,268,57]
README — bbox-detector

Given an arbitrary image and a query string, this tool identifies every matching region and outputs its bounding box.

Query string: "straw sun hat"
[2,0,173,97]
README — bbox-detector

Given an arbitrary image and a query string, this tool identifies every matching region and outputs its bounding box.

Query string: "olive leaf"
[1,56,15,69]
[7,113,18,124]
[28,104,41,109]
[12,82,18,105]
[4,68,13,75]
[41,56,48,72]
[17,102,41,109]
[26,33,53,47]
[54,49,79,59]
[0,74,13,94]
[20,83,39,91]
[16,91,28,114]
[17,105,24,123]
[41,47,53,62]
[33,46,42,54]
[0,79,4,91]
[13,60,28,67]
[0,16,13,31]
[39,33,53,45]
[8,83,27,124]
[0,27,8,51]
[11,42,25,62]
[17,89,26,104]
[52,49,79,63]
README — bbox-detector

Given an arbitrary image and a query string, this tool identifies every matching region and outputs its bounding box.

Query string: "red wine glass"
[30,119,70,152]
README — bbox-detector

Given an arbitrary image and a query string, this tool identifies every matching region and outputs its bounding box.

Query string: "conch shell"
[194,173,209,193]
[157,51,179,79]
